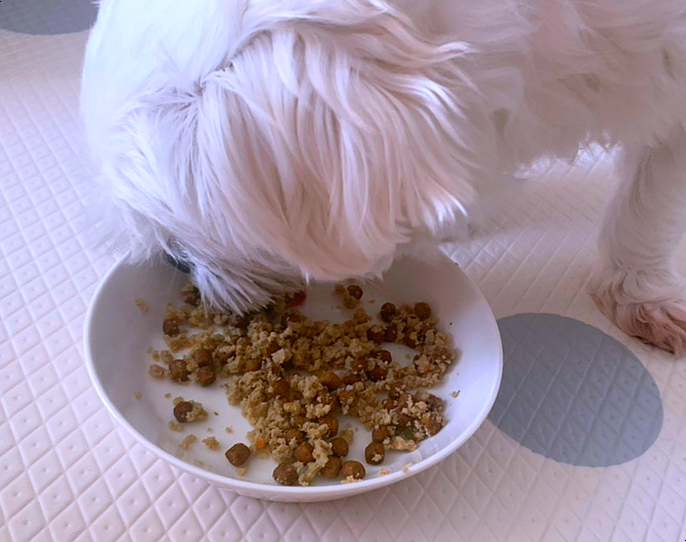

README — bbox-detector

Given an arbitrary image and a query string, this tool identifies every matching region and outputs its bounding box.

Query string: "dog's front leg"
[592,128,686,354]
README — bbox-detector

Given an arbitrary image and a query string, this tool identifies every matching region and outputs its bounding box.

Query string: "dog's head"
[84,0,489,311]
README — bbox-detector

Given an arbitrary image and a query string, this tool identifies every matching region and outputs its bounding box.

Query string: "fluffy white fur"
[82,0,686,352]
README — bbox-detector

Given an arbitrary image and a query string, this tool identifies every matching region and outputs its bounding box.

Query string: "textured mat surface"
[2,7,686,542]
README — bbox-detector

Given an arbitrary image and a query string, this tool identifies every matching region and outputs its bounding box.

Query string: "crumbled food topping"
[202,437,220,450]
[180,434,197,450]
[168,421,183,432]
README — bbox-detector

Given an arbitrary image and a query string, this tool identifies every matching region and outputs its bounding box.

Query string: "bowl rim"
[84,256,503,500]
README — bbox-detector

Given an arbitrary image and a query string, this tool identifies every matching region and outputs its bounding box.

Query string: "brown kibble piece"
[384,326,398,343]
[173,401,194,422]
[285,428,305,445]
[365,442,385,465]
[422,413,443,436]
[372,425,391,443]
[320,415,339,438]
[340,460,366,480]
[342,374,361,386]
[193,348,213,367]
[425,393,443,411]
[225,443,251,466]
[366,326,385,344]
[396,413,412,429]
[320,371,342,391]
[169,359,190,382]
[330,437,349,457]
[379,302,397,322]
[163,318,180,337]
[243,358,261,372]
[294,441,315,463]
[413,302,432,320]
[320,457,342,479]
[292,415,307,429]
[350,358,367,374]
[271,378,290,398]
[196,366,216,387]
[375,350,392,364]
[403,333,418,348]
[347,284,363,300]
[266,340,280,356]
[368,364,388,382]
[273,463,298,485]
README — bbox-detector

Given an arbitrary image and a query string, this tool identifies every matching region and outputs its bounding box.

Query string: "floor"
[1,3,686,541]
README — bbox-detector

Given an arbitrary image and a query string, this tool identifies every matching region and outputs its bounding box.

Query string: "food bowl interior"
[86,256,502,500]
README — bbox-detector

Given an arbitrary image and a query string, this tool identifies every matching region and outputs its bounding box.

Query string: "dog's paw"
[591,271,686,355]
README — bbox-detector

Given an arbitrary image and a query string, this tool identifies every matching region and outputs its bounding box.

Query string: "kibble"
[196,366,216,386]
[271,378,290,398]
[321,371,342,391]
[366,326,385,344]
[379,302,397,322]
[294,441,315,463]
[372,425,391,443]
[163,318,180,336]
[173,401,194,422]
[285,428,305,445]
[225,443,251,466]
[320,457,342,478]
[413,302,432,320]
[347,285,363,300]
[193,348,213,367]
[273,463,298,485]
[365,442,385,465]
[169,359,189,382]
[320,415,339,438]
[340,460,366,480]
[375,350,393,364]
[368,364,388,382]
[330,437,349,457]
[342,374,362,386]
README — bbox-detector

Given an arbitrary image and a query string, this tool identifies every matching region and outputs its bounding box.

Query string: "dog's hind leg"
[592,127,686,354]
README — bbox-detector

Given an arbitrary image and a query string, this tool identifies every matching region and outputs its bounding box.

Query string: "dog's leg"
[592,129,686,354]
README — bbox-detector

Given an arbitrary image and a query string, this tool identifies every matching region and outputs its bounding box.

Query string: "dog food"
[149,282,456,486]
[225,442,251,466]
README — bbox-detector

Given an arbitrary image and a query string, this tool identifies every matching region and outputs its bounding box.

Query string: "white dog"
[81,0,686,354]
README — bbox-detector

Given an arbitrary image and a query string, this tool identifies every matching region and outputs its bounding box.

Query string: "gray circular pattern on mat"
[489,313,663,467]
[0,0,97,36]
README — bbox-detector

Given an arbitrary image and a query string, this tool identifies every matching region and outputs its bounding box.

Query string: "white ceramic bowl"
[84,255,502,502]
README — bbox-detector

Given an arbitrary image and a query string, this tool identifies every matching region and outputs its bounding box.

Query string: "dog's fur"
[82,0,686,353]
